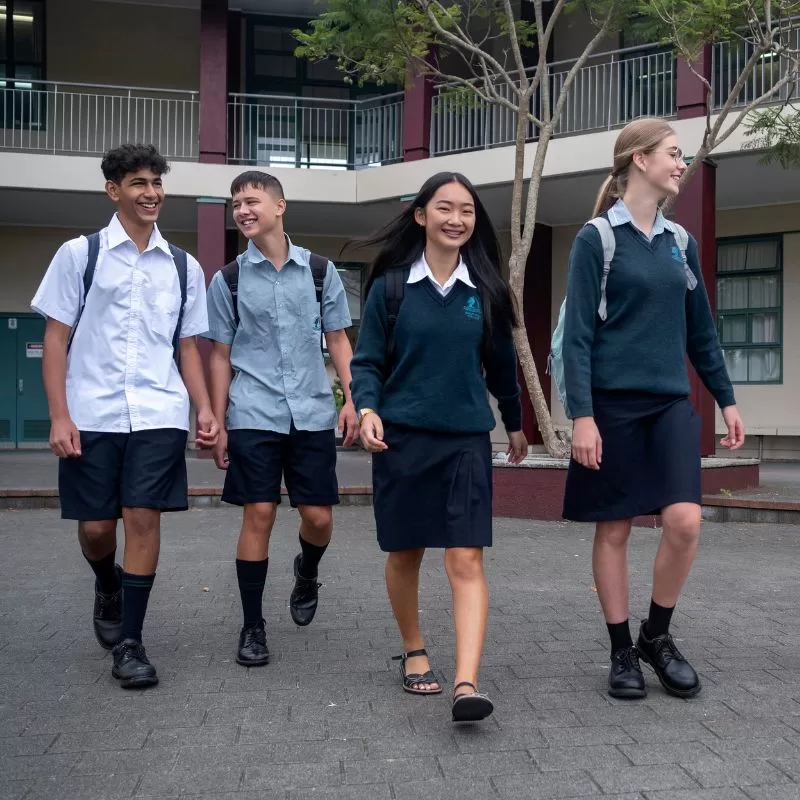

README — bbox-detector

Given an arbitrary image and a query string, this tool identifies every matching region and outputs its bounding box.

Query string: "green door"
[15,316,50,445]
[0,318,16,446]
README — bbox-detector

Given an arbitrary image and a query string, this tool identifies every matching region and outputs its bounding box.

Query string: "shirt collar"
[246,234,308,268]
[407,253,476,290]
[606,198,667,238]
[106,213,171,256]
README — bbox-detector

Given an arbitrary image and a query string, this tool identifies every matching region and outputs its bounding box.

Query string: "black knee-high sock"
[84,549,121,594]
[298,534,327,579]
[236,558,268,627]
[607,620,633,654]
[121,572,155,643]
[644,599,675,639]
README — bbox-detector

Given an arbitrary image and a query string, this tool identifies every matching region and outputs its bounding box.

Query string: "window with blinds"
[716,236,783,384]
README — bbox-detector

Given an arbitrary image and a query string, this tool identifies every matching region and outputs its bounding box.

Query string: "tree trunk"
[512,322,568,457]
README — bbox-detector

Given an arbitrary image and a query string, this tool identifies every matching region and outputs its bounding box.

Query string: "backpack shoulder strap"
[221,259,241,329]
[67,231,102,352]
[384,268,408,376]
[664,220,698,291]
[309,253,328,336]
[585,217,616,321]
[168,245,189,362]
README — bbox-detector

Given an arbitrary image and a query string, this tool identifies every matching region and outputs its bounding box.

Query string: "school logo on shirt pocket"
[313,315,321,332]
[464,295,482,321]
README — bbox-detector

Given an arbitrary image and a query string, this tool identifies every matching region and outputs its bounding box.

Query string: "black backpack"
[67,231,188,364]
[221,253,329,349]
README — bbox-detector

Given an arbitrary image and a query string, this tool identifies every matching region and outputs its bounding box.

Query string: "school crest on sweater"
[463,295,482,321]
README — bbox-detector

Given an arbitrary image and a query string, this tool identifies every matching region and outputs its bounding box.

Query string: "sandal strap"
[391,648,428,662]
[404,670,437,685]
[453,681,477,693]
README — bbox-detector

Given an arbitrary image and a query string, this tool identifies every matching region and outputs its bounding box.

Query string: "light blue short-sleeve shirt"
[205,236,351,434]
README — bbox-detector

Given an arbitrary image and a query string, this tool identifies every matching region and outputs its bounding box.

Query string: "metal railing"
[712,25,800,110]
[227,92,404,169]
[0,80,199,159]
[431,45,675,156]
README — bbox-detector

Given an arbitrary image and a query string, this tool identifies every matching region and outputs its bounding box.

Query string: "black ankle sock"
[645,599,675,639]
[298,535,327,579]
[607,620,633,654]
[121,572,155,643]
[236,558,268,628]
[85,550,121,595]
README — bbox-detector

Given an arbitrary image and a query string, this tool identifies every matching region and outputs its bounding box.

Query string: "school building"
[0,0,798,460]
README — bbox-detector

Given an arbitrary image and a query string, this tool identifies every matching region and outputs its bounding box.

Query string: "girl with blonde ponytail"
[561,117,746,701]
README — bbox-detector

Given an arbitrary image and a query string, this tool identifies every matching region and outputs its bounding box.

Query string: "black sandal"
[451,681,494,722]
[392,648,442,695]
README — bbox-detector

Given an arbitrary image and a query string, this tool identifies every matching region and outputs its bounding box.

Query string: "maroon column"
[519,224,553,444]
[674,46,718,456]
[403,67,434,161]
[199,0,228,165]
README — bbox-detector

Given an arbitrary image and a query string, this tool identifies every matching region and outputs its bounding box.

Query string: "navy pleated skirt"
[562,391,701,522]
[372,422,492,552]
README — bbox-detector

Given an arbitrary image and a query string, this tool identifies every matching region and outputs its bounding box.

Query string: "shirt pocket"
[150,290,180,342]
[301,289,324,344]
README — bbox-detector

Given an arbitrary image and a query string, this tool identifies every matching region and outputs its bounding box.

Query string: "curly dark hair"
[101,144,170,183]
[230,170,285,200]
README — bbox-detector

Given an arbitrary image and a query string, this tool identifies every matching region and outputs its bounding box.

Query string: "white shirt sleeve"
[179,255,210,338]
[30,237,87,327]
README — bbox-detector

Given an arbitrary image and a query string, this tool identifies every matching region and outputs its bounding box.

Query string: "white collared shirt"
[31,214,208,433]
[407,253,476,296]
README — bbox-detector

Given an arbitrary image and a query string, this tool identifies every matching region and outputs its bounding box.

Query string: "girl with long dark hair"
[562,118,745,700]
[350,171,527,722]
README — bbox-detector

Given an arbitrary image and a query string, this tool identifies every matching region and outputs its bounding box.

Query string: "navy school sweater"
[350,275,523,434]
[563,220,736,419]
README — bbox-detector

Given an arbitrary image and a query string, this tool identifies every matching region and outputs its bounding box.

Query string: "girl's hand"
[360,412,388,452]
[506,431,528,465]
[720,406,745,450]
[572,416,602,470]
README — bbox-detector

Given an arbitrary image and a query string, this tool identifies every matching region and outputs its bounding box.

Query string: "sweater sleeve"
[483,322,523,432]
[684,235,736,409]
[563,226,603,418]
[350,275,388,411]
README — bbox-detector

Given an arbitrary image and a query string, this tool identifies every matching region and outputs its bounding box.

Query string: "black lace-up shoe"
[608,645,647,699]
[237,619,269,666]
[637,621,701,698]
[93,565,123,650]
[112,639,158,689]
[289,554,321,627]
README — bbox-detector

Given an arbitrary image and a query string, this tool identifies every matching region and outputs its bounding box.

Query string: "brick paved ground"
[1,507,799,800]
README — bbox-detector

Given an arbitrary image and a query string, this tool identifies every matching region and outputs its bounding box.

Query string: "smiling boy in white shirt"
[32,144,219,689]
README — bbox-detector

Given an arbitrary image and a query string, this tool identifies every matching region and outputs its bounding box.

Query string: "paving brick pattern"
[1,507,799,799]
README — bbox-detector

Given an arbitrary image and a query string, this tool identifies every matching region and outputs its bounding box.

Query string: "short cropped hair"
[101,144,170,183]
[230,170,285,200]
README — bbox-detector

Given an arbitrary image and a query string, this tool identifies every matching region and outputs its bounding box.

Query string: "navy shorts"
[222,425,339,508]
[59,428,189,521]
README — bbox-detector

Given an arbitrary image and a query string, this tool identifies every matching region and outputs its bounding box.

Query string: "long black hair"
[353,171,517,336]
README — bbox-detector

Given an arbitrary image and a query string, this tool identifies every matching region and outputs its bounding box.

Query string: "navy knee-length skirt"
[562,391,701,522]
[372,423,492,552]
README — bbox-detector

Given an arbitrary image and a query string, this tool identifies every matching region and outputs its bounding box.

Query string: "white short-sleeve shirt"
[31,214,208,433]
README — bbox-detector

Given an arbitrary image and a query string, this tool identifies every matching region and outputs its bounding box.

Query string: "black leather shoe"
[112,639,158,689]
[637,621,701,698]
[290,554,321,627]
[608,645,647,699]
[93,565,123,650]
[236,619,269,666]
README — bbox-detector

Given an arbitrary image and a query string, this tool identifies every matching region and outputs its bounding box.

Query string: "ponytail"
[592,173,619,218]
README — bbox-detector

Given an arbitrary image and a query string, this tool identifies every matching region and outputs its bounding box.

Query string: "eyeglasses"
[653,148,686,164]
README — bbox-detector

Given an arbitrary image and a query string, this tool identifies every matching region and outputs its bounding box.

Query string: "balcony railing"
[713,26,800,109]
[431,45,675,156]
[0,80,199,159]
[227,92,404,170]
